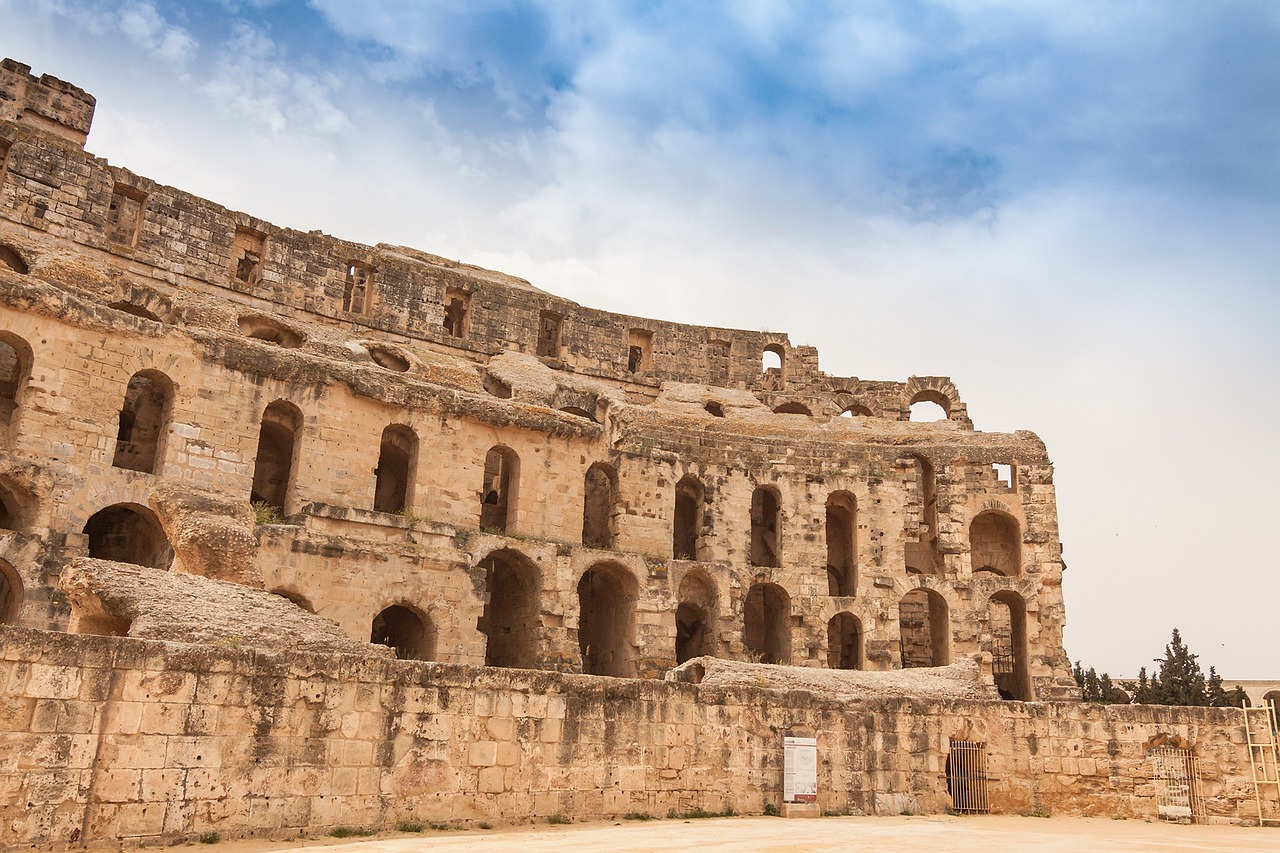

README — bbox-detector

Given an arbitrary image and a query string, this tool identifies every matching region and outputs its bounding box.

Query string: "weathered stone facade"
[0,627,1266,846]
[0,59,1074,700]
[9,59,1273,846]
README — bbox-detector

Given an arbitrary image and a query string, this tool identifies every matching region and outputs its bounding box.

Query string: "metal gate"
[948,740,989,814]
[1151,747,1202,824]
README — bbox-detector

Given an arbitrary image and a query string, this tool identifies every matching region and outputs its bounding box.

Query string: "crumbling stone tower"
[0,58,1077,699]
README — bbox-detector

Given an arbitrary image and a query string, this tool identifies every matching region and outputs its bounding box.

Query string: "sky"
[3,0,1278,679]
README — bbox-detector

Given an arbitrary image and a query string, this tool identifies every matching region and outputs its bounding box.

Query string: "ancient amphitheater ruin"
[0,59,1276,845]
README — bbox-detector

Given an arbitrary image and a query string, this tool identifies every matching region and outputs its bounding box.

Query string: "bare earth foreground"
[157,816,1276,853]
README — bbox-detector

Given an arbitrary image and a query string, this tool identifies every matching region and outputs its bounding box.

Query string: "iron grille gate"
[1151,747,1203,824]
[948,740,989,814]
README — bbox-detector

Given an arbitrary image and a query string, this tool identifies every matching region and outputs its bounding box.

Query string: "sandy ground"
[169,814,1278,853]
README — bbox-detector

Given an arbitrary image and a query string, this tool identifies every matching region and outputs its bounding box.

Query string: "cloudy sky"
[4,1,1278,679]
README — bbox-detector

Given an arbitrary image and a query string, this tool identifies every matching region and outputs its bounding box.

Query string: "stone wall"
[0,58,1079,701]
[0,627,1266,848]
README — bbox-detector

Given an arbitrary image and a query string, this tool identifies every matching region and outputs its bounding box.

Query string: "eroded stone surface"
[57,557,388,656]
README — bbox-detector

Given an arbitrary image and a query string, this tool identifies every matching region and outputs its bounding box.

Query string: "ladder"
[1243,700,1280,826]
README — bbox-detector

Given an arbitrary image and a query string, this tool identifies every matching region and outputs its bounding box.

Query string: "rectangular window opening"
[232,226,266,286]
[344,261,374,314]
[537,311,562,358]
[627,328,653,373]
[443,287,471,339]
[106,183,147,247]
[991,463,1016,491]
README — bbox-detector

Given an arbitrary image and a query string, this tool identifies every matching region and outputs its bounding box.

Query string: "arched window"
[827,612,861,670]
[840,403,873,418]
[0,332,32,444]
[826,491,856,596]
[749,486,780,568]
[251,401,303,515]
[238,315,303,348]
[83,503,173,569]
[577,562,637,677]
[762,345,784,374]
[743,582,791,664]
[112,370,173,474]
[374,424,418,514]
[970,511,1021,576]
[904,455,940,574]
[370,604,435,661]
[909,391,951,422]
[480,446,519,533]
[675,571,717,664]
[672,474,705,560]
[581,462,618,549]
[773,402,811,416]
[988,591,1031,700]
[0,479,32,531]
[271,589,314,612]
[0,242,28,274]
[899,588,949,667]
[479,549,541,669]
[0,558,21,625]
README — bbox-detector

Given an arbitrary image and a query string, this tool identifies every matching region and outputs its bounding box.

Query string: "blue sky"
[4,0,1279,678]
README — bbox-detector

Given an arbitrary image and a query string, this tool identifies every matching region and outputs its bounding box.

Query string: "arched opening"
[560,406,596,422]
[0,243,28,275]
[676,571,717,663]
[271,589,314,612]
[899,588,949,667]
[374,424,418,514]
[840,403,873,418]
[773,402,812,416]
[479,549,541,669]
[703,401,725,418]
[673,474,705,560]
[762,345,784,375]
[112,370,173,474]
[826,491,856,596]
[749,486,780,568]
[0,480,31,530]
[251,401,303,515]
[368,346,409,372]
[0,332,32,443]
[0,559,22,624]
[581,462,618,549]
[370,605,435,661]
[83,504,173,569]
[988,591,1031,700]
[1264,691,1280,734]
[827,612,861,670]
[904,455,940,574]
[743,582,791,664]
[909,391,951,422]
[577,563,637,677]
[970,511,1021,577]
[238,315,303,348]
[480,446,519,533]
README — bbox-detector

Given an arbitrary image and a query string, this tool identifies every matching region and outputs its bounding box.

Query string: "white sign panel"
[783,736,818,803]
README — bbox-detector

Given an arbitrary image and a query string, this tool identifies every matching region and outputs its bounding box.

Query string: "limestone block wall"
[0,628,1267,849]
[1,61,1079,702]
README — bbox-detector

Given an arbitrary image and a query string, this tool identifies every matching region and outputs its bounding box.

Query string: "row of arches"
[356,546,1031,699]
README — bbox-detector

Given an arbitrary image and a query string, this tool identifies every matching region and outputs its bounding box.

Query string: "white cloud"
[117,2,196,65]
[201,22,350,136]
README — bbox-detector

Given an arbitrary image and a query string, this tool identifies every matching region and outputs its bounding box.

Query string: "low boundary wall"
[0,627,1264,847]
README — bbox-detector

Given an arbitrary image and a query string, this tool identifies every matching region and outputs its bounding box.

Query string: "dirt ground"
[173,814,1277,853]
